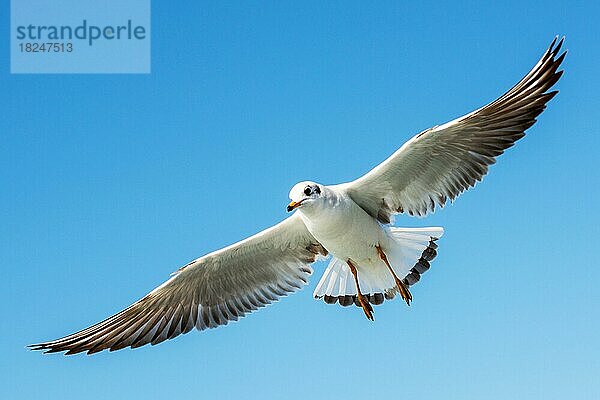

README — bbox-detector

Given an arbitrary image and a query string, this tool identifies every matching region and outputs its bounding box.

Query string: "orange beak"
[287,200,304,212]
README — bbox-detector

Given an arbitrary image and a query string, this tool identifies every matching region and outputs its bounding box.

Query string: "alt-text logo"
[16,20,147,47]
[11,0,151,74]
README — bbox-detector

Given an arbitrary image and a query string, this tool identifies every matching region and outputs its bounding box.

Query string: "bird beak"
[287,200,304,212]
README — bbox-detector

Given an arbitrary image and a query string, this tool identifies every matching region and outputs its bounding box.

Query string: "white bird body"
[30,37,566,355]
[289,182,443,303]
[294,185,383,265]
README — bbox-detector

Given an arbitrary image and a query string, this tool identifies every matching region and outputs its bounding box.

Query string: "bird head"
[287,181,323,212]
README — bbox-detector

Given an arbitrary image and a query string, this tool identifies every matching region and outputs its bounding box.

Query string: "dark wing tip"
[27,343,48,351]
[548,35,567,72]
[28,342,62,355]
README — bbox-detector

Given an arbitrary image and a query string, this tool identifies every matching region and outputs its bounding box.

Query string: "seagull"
[30,37,566,355]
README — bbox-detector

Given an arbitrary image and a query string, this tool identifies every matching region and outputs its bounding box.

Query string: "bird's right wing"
[29,213,327,355]
[343,37,566,222]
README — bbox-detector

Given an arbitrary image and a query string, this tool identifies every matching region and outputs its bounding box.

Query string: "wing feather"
[29,214,327,355]
[344,37,566,221]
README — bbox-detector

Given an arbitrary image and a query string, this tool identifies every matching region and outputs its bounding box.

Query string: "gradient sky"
[2,1,599,399]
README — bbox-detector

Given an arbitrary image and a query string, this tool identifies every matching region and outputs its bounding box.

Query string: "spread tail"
[313,227,443,307]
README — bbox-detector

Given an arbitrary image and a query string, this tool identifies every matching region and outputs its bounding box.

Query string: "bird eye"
[304,186,312,196]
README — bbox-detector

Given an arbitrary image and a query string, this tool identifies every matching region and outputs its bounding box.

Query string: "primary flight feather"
[30,37,566,355]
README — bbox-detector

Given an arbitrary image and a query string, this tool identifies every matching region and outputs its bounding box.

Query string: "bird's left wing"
[343,37,566,222]
[29,213,327,355]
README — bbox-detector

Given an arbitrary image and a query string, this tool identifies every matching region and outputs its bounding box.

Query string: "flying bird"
[30,37,566,355]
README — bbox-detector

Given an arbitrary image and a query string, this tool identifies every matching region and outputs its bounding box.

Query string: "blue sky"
[2,1,599,399]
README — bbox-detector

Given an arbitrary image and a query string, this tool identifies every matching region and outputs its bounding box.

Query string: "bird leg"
[376,245,412,306]
[347,260,374,321]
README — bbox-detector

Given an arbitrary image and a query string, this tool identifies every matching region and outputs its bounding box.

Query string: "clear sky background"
[2,1,599,399]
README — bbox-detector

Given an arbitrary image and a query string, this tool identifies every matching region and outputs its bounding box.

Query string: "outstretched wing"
[344,37,566,222]
[30,213,327,355]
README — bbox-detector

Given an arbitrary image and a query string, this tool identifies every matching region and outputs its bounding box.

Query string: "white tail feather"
[313,226,443,299]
